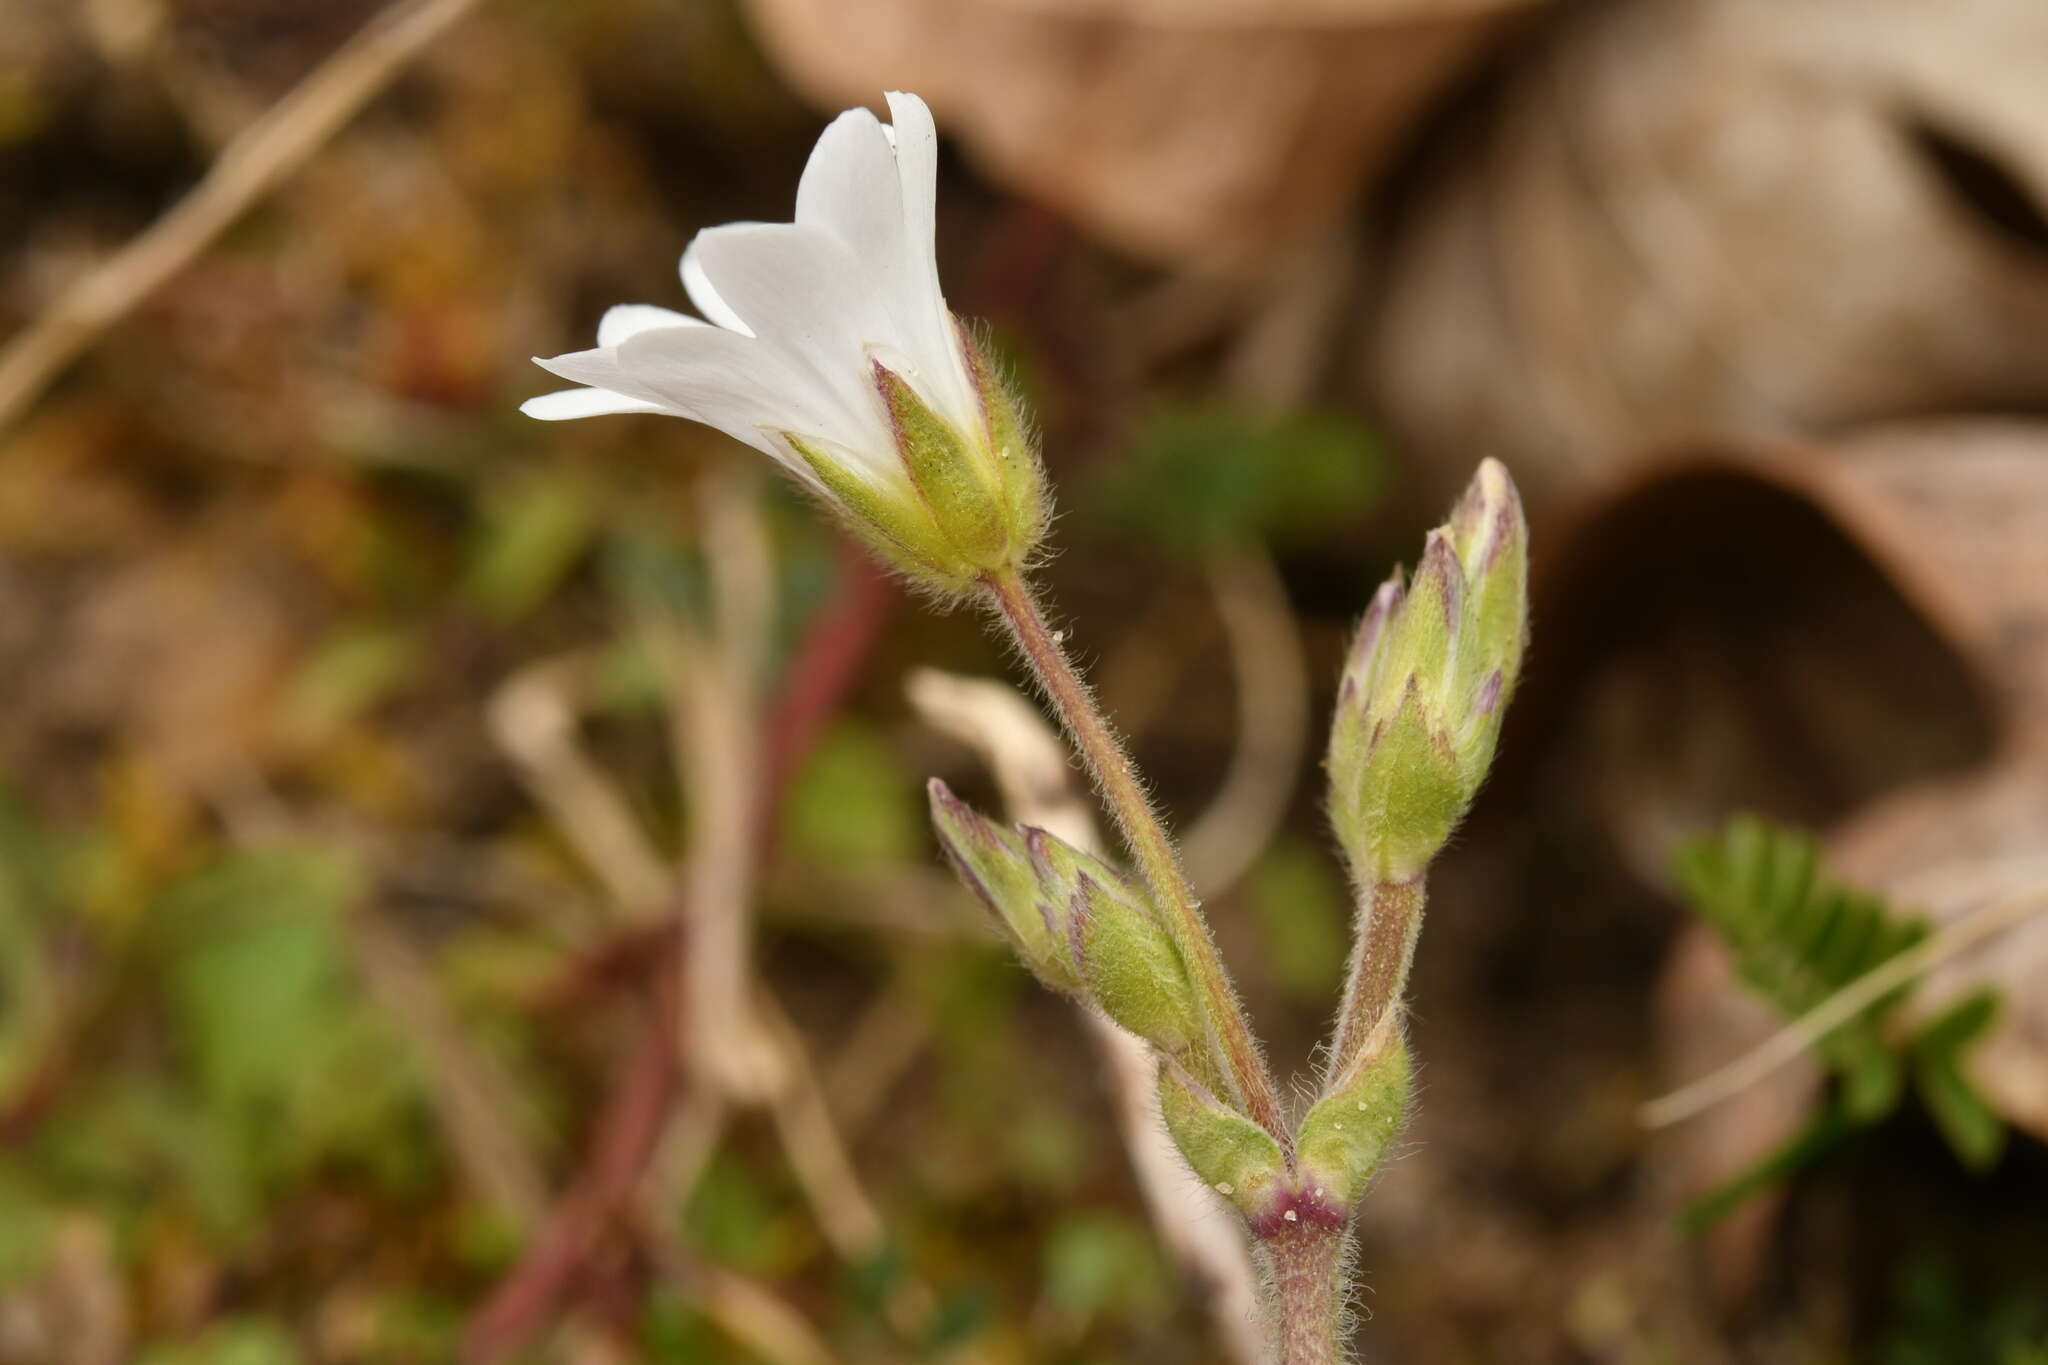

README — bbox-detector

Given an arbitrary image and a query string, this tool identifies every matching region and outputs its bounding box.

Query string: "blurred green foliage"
[1883,1260,2048,1365]
[1088,401,1384,552]
[1246,837,1350,1004]
[781,720,922,867]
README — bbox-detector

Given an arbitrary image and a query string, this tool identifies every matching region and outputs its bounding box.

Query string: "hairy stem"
[1327,878,1424,1093]
[983,567,1284,1140]
[1260,1222,1350,1365]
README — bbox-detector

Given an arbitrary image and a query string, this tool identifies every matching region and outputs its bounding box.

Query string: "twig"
[756,992,885,1258]
[693,1264,845,1365]
[0,0,485,434]
[654,463,783,1103]
[471,520,893,1353]
[824,970,933,1136]
[1640,885,2048,1129]
[759,545,896,831]
[487,655,674,921]
[463,976,680,1363]
[906,666,1269,1365]
[348,910,551,1232]
[1182,547,1310,896]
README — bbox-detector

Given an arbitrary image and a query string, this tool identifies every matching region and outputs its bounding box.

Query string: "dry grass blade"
[1641,885,2048,1128]
[349,910,552,1232]
[1182,548,1310,896]
[0,0,486,435]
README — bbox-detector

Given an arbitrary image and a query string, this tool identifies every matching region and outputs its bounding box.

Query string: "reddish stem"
[465,541,893,1356]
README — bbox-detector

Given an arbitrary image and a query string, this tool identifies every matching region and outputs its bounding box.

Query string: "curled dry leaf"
[741,0,1537,266]
[1566,423,2048,1284]
[1456,420,2048,1293]
[1368,0,2048,509]
[1789,422,2048,1143]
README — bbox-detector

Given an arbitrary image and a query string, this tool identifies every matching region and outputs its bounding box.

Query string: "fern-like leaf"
[1675,814,1930,1118]
[1670,813,2007,1229]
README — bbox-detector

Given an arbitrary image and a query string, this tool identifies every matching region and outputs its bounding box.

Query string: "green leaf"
[1155,1063,1285,1214]
[1040,1211,1171,1334]
[463,472,598,621]
[1913,991,2007,1170]
[1678,1103,1861,1236]
[280,624,417,741]
[138,1317,302,1365]
[1295,1041,1412,1207]
[784,720,920,865]
[1675,815,1930,1081]
[1246,839,1349,1003]
[1088,401,1384,552]
[142,847,422,1236]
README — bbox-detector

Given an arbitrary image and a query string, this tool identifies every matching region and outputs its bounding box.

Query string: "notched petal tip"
[882,90,936,140]
[679,232,758,337]
[597,303,700,348]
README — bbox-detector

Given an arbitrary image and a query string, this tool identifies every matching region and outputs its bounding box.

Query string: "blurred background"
[3,0,2047,1361]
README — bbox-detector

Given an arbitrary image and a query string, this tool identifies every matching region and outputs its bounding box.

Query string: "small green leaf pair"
[1152,1038,1410,1227]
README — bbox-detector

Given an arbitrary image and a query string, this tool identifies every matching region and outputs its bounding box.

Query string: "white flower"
[523,91,1042,591]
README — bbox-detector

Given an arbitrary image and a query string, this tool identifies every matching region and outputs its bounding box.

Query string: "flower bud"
[1292,1040,1412,1208]
[928,781,1203,1056]
[1328,459,1527,882]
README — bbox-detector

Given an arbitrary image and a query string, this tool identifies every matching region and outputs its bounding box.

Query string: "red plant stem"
[462,973,678,1363]
[1262,1223,1349,1365]
[466,542,894,1357]
[757,543,896,836]
[982,567,1284,1141]
[1327,878,1424,1093]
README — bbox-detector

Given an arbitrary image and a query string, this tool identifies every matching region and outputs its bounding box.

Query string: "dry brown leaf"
[742,0,1535,266]
[1368,0,2048,509]
[1463,421,2048,1290]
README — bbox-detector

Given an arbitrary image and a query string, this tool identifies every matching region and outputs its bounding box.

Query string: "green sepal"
[874,363,1010,571]
[1156,1061,1285,1215]
[1447,457,1528,698]
[956,323,1047,556]
[1295,1040,1412,1207]
[1369,535,1455,716]
[786,432,975,594]
[1074,874,1203,1053]
[1334,680,1466,883]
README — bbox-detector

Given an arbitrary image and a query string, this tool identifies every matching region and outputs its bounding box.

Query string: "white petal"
[883,91,979,432]
[684,222,897,452]
[883,93,940,276]
[680,231,759,336]
[520,385,669,420]
[597,304,700,347]
[796,106,907,286]
[628,323,870,466]
[795,98,975,434]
